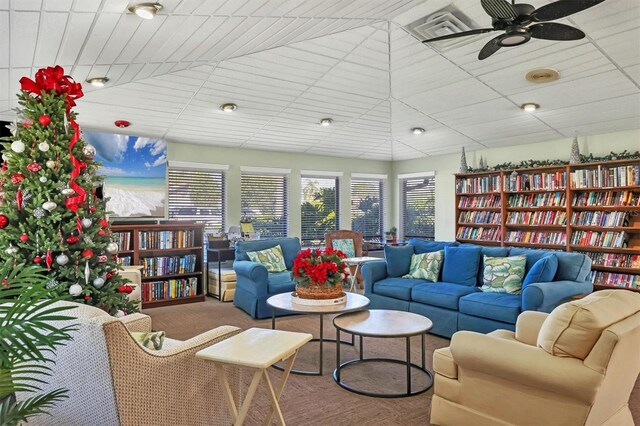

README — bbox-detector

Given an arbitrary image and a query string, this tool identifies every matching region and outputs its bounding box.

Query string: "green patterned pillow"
[247,245,287,272]
[403,250,444,282]
[332,239,356,258]
[481,255,527,294]
[131,331,165,350]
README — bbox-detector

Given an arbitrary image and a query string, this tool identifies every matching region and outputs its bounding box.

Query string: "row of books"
[139,254,198,277]
[138,230,197,250]
[505,231,566,245]
[590,271,639,289]
[458,195,501,208]
[142,278,200,302]
[574,251,640,269]
[571,190,640,207]
[456,176,502,194]
[571,211,630,227]
[117,255,132,266]
[458,211,501,224]
[505,172,566,192]
[456,226,501,240]
[507,192,566,207]
[506,210,567,226]
[114,232,132,251]
[571,165,640,189]
[569,231,628,248]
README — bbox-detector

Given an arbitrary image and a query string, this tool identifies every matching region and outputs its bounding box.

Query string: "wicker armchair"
[21,301,243,426]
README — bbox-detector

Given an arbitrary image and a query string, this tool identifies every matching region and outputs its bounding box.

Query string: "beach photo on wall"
[84,131,166,218]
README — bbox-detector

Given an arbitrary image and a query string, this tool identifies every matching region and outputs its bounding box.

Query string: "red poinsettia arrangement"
[292,246,350,287]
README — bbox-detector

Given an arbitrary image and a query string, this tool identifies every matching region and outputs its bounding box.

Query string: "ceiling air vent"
[404,5,484,52]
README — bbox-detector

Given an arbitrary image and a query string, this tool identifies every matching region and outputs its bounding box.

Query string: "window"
[301,176,339,246]
[241,173,288,238]
[400,174,435,239]
[351,178,384,239]
[168,168,225,232]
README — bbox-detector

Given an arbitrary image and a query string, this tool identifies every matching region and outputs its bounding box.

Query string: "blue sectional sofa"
[233,237,301,319]
[361,240,593,338]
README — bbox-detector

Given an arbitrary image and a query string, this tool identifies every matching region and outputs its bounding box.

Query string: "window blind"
[351,178,384,239]
[168,168,225,232]
[401,175,435,239]
[241,174,288,238]
[301,176,339,246]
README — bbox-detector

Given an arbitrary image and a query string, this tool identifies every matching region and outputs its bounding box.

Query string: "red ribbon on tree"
[19,66,86,212]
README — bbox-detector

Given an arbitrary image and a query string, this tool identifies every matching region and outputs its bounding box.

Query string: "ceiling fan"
[422,0,605,60]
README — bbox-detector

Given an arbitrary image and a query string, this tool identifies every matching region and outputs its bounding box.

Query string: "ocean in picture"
[84,131,167,218]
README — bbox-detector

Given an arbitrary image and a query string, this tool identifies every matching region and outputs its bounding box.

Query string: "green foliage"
[352,195,382,238]
[469,150,640,172]
[0,259,76,425]
[301,186,337,245]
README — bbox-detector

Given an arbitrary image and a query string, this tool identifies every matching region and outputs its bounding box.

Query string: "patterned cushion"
[247,245,287,272]
[332,239,356,258]
[481,255,526,294]
[131,331,165,350]
[403,250,443,282]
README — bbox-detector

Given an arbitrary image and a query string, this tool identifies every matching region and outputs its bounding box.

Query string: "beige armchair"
[431,290,640,426]
[22,301,243,426]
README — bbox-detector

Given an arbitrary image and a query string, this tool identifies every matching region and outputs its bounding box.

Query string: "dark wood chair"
[325,230,364,287]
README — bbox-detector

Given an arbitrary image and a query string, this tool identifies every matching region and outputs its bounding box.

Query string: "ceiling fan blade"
[481,0,519,20]
[422,28,495,43]
[478,35,503,60]
[529,22,586,41]
[530,0,605,22]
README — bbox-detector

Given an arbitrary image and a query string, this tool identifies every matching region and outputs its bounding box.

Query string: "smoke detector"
[525,68,560,83]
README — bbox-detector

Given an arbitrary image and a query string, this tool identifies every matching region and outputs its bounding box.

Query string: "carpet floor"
[146,298,640,426]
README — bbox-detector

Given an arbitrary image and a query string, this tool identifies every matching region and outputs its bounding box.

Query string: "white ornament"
[42,201,57,211]
[61,188,75,196]
[38,142,50,152]
[10,140,25,153]
[46,160,56,169]
[92,277,105,288]
[106,242,119,253]
[81,218,92,228]
[69,284,83,296]
[5,245,18,255]
[115,310,125,318]
[39,176,47,183]
[85,261,90,285]
[1,154,7,161]
[83,144,96,157]
[56,254,69,265]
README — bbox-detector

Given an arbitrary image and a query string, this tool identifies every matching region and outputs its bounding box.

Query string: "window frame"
[400,173,436,240]
[240,172,289,239]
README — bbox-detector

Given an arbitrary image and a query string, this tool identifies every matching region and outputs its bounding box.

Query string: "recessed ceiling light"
[221,103,237,112]
[411,127,425,135]
[128,2,163,20]
[86,77,109,88]
[520,103,540,112]
[320,118,333,126]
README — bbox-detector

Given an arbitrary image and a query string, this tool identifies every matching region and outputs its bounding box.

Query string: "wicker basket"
[295,282,344,300]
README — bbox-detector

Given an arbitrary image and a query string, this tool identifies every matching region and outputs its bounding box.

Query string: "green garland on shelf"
[467,150,640,173]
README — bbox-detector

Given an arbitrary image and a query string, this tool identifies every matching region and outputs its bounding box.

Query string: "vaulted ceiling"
[1,0,639,160]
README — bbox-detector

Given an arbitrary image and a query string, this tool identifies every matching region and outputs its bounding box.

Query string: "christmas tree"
[0,66,138,316]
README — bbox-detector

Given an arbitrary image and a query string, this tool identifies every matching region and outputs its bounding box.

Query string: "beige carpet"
[146,298,640,426]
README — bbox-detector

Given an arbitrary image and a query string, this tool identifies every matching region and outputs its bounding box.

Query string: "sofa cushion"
[522,253,558,287]
[442,246,482,286]
[537,290,640,360]
[403,251,443,282]
[508,248,550,273]
[247,245,287,273]
[481,255,526,294]
[459,292,522,324]
[267,271,296,294]
[553,252,591,282]
[384,244,415,277]
[408,239,457,254]
[235,237,301,269]
[332,238,355,258]
[374,277,423,301]
[476,246,510,285]
[412,282,479,310]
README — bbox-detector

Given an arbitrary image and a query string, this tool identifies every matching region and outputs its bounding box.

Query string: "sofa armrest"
[450,331,601,404]
[514,311,549,346]
[233,260,269,297]
[119,313,152,333]
[362,260,388,294]
[522,280,593,312]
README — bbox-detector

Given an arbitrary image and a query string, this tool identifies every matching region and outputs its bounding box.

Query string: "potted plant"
[385,227,398,243]
[291,247,350,301]
[0,260,76,425]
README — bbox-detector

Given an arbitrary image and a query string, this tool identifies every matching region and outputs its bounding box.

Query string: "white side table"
[196,327,312,426]
[343,256,380,291]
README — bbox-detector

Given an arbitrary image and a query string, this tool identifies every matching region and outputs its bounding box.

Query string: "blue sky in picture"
[83,131,167,178]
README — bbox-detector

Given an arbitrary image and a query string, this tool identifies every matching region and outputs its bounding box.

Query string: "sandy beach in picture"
[103,177,165,217]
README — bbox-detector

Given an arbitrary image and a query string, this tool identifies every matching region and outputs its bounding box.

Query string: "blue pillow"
[442,246,482,286]
[408,239,458,254]
[522,254,558,288]
[384,244,415,277]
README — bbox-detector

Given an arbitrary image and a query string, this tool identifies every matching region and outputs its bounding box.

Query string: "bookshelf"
[455,159,640,292]
[111,222,206,308]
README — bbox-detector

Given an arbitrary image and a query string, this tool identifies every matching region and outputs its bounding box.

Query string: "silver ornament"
[56,254,69,265]
[81,218,92,228]
[38,142,50,152]
[85,261,90,286]
[106,242,119,253]
[92,277,105,288]
[5,245,18,255]
[22,190,32,203]
[61,188,75,196]
[42,201,57,211]
[46,160,56,169]
[39,176,48,183]
[83,144,96,157]
[33,207,46,219]
[46,279,59,289]
[69,284,83,296]
[10,140,25,153]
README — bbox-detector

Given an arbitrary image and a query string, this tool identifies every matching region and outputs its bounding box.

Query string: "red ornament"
[81,249,93,258]
[99,219,109,228]
[98,254,108,263]
[89,206,96,213]
[124,285,133,294]
[11,173,25,185]
[38,114,51,126]
[16,189,23,210]
[97,229,105,236]
[33,256,42,264]
[84,295,91,301]
[20,233,29,242]
[45,249,53,270]
[2,161,6,172]
[27,162,42,173]
[1,278,8,288]
[0,214,8,228]
[22,120,31,128]
[118,285,126,293]
[66,235,79,244]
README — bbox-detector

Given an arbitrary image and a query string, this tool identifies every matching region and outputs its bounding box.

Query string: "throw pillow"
[442,246,482,286]
[522,254,558,288]
[247,245,287,272]
[332,239,356,258]
[403,250,443,282]
[131,331,165,350]
[384,244,415,277]
[481,255,527,294]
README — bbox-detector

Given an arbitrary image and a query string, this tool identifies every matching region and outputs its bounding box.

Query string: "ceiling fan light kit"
[128,2,163,20]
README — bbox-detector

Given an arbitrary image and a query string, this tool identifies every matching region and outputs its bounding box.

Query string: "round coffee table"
[333,309,433,398]
[267,292,370,376]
